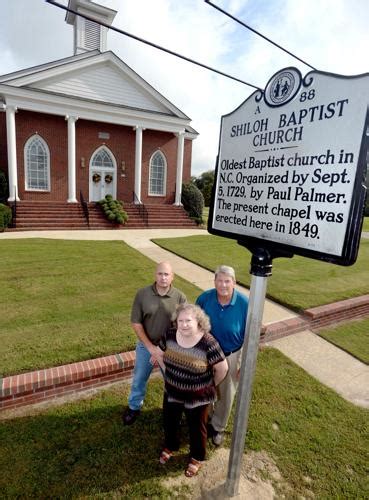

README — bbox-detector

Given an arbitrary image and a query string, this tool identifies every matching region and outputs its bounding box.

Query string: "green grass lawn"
[2,236,368,376]
[153,235,369,311]
[202,206,209,226]
[1,236,368,498]
[362,216,369,232]
[0,348,367,498]
[0,239,201,377]
[318,317,369,364]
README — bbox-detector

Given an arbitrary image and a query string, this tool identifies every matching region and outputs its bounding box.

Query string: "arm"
[213,358,228,386]
[131,322,162,364]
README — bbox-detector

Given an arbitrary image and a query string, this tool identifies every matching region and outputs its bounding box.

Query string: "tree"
[193,170,215,206]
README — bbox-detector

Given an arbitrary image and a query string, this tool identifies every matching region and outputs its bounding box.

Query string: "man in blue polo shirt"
[196,265,248,446]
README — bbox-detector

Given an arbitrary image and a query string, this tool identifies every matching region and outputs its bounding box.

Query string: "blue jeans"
[128,342,154,411]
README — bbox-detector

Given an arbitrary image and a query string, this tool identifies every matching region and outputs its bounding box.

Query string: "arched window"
[24,135,50,191]
[91,147,115,169]
[149,151,166,196]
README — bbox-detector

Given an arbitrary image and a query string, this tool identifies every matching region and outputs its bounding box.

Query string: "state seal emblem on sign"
[264,67,302,107]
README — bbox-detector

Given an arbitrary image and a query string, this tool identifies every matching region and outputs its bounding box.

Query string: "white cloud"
[0,0,368,176]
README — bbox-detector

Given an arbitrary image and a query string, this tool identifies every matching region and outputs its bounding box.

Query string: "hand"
[149,345,164,367]
[149,356,157,366]
[156,348,165,372]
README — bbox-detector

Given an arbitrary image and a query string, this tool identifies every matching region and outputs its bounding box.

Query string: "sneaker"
[122,408,140,425]
[212,431,224,446]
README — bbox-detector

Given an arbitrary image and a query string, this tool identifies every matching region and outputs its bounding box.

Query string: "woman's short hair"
[215,265,236,281]
[175,303,211,334]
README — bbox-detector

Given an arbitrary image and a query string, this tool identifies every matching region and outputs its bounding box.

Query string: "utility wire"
[45,0,263,91]
[204,0,317,71]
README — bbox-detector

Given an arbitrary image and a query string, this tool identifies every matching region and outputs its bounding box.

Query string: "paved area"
[267,331,369,407]
[1,228,368,408]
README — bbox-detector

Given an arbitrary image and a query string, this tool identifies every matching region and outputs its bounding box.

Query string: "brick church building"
[0,0,198,229]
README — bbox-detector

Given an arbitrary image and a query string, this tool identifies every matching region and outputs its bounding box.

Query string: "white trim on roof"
[0,51,98,84]
[0,51,190,120]
[0,83,195,136]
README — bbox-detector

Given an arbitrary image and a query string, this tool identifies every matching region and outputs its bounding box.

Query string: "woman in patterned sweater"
[157,303,228,477]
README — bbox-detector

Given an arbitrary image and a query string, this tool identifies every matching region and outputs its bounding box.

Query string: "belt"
[224,345,242,357]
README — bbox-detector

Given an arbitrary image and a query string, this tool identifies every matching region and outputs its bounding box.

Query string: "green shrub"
[181,182,204,224]
[193,170,215,206]
[98,195,128,225]
[0,171,8,203]
[0,203,12,231]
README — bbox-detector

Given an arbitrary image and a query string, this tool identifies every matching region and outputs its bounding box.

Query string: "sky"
[0,0,368,177]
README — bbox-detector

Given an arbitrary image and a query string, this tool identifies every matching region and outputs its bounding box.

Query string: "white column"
[134,126,143,204]
[66,115,78,203]
[174,131,185,205]
[6,105,20,201]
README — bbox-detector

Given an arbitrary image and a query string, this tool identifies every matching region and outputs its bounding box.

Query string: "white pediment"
[0,52,188,118]
[30,63,171,114]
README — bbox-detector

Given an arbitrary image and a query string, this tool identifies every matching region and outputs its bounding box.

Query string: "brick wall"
[76,119,136,202]
[183,138,192,183]
[16,110,68,201]
[261,295,369,342]
[0,352,136,411]
[1,110,193,203]
[140,130,192,205]
[304,295,369,330]
[2,295,368,411]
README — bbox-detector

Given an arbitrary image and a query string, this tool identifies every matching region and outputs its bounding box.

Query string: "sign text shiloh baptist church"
[209,67,369,265]
[230,98,348,148]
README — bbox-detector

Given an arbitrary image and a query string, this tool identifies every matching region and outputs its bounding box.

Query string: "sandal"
[159,448,173,465]
[185,457,202,477]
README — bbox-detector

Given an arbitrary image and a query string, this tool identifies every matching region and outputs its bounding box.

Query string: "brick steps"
[13,201,89,230]
[10,201,197,230]
[124,203,197,229]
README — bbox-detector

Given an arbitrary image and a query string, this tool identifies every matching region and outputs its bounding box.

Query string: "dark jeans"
[163,394,209,461]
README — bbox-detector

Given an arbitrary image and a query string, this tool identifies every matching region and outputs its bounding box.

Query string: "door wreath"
[105,174,113,184]
[92,173,101,183]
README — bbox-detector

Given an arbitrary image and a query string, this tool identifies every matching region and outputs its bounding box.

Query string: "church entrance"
[89,147,117,202]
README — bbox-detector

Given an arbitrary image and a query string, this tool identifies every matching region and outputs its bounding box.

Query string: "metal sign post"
[225,248,272,497]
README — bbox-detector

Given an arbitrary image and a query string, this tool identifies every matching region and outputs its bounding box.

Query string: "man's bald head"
[155,262,174,294]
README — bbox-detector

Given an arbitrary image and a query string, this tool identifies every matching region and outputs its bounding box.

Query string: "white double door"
[89,167,116,202]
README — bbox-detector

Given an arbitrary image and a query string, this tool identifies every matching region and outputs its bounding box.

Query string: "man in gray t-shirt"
[123,261,186,425]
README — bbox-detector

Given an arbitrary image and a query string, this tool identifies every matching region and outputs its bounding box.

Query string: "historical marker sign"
[209,67,369,265]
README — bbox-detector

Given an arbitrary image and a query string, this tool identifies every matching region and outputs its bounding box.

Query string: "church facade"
[0,0,197,211]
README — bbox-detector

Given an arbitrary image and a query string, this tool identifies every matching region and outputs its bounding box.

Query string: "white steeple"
[66,0,117,55]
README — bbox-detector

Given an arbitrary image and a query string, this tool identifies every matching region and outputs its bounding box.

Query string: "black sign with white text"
[209,68,369,265]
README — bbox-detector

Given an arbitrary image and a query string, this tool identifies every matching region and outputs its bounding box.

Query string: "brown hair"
[175,303,211,334]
